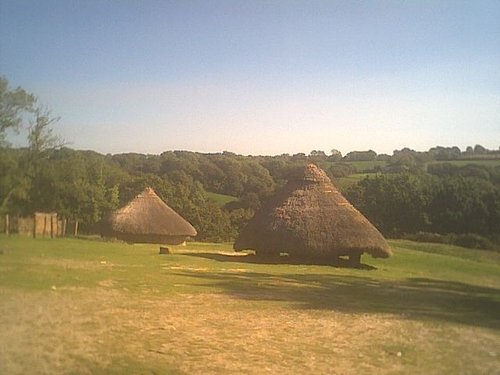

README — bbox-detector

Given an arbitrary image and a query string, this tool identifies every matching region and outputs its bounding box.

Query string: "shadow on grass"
[175,254,500,330]
[185,252,377,270]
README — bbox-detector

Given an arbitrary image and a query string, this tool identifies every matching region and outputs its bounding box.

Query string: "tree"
[240,160,275,198]
[346,173,435,235]
[328,149,342,162]
[428,176,498,235]
[308,150,327,162]
[291,153,307,161]
[473,144,487,154]
[428,146,461,160]
[27,107,62,155]
[0,148,30,214]
[0,77,36,145]
[24,108,64,212]
[0,78,37,213]
[212,157,246,196]
[0,79,64,215]
[464,146,474,156]
[328,163,356,178]
[344,150,377,161]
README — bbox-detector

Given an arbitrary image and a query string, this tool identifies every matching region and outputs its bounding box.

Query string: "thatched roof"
[234,164,391,259]
[100,187,197,244]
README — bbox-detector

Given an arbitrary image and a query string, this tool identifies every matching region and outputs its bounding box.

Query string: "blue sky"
[1,0,499,155]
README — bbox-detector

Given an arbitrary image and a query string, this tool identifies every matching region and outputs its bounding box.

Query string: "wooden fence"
[1,213,79,238]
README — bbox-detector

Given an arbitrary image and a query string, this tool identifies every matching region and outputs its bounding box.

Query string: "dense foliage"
[1,77,499,244]
[2,146,499,244]
[345,168,500,242]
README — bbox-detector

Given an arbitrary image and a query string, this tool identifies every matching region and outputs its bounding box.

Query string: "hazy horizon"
[1,0,499,156]
[5,131,498,158]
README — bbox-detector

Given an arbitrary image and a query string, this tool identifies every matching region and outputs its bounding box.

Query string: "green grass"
[348,160,387,172]
[319,160,387,173]
[333,173,376,191]
[206,191,239,207]
[332,158,500,191]
[1,235,499,374]
[427,159,500,168]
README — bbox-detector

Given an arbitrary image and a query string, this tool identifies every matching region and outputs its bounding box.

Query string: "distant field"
[333,173,377,191]
[320,160,387,173]
[348,160,387,172]
[328,158,500,176]
[330,158,500,190]
[427,159,500,168]
[206,191,239,207]
[1,235,499,374]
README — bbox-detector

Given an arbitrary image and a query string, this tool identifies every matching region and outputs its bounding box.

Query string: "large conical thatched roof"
[234,164,391,262]
[101,187,197,244]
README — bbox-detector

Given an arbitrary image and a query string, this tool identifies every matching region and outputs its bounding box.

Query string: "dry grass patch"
[1,236,499,374]
[1,287,498,375]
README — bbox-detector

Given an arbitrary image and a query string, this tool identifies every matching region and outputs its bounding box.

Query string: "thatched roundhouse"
[101,187,197,244]
[234,164,391,265]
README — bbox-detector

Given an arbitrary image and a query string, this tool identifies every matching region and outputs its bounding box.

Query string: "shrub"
[453,233,495,250]
[402,231,498,252]
[403,232,449,244]
[328,163,357,178]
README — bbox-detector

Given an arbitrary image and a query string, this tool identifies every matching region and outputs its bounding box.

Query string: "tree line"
[345,166,500,245]
[1,77,499,245]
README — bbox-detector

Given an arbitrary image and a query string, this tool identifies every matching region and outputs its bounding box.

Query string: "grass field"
[319,160,387,173]
[348,160,388,172]
[327,158,500,175]
[333,173,378,191]
[206,192,239,207]
[1,235,499,374]
[426,159,500,168]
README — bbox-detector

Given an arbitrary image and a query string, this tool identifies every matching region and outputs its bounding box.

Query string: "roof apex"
[299,164,331,183]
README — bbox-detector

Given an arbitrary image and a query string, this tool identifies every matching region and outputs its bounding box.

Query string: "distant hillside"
[1,145,499,244]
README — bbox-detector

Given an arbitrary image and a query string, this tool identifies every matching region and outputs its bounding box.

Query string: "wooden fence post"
[50,215,54,238]
[5,214,9,235]
[74,220,79,236]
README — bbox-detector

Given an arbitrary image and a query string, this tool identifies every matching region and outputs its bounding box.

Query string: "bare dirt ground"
[1,287,498,375]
